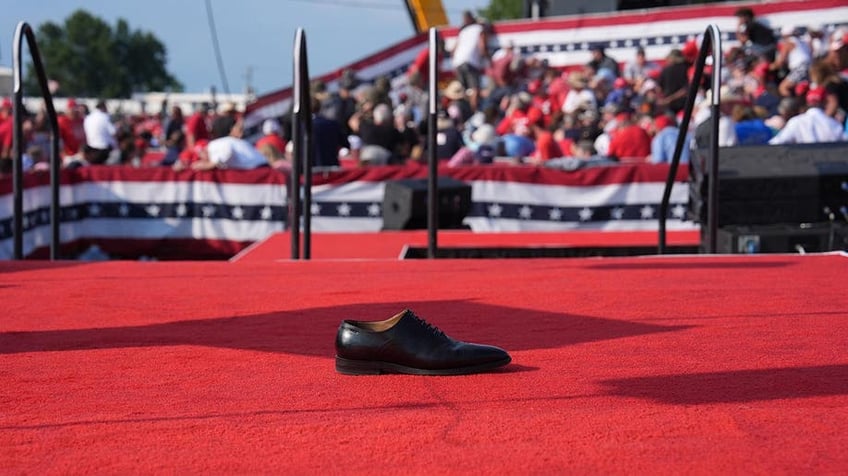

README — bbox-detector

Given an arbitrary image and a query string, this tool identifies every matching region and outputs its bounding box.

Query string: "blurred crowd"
[2,7,847,176]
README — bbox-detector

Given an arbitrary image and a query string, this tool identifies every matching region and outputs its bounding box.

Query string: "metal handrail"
[290,28,313,260]
[658,24,722,254]
[426,27,440,259]
[12,21,62,260]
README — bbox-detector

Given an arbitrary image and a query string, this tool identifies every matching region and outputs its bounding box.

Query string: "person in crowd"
[312,96,349,168]
[825,28,848,72]
[496,91,542,136]
[319,71,360,138]
[561,71,597,116]
[211,102,239,140]
[587,44,620,78]
[184,103,211,150]
[255,119,288,168]
[356,103,402,165]
[623,47,658,89]
[56,101,81,161]
[188,119,267,170]
[773,25,813,97]
[394,104,422,164]
[83,101,117,165]
[693,86,741,149]
[732,104,773,145]
[809,57,848,128]
[768,87,845,144]
[434,110,464,160]
[162,105,184,148]
[606,109,652,162]
[649,114,691,164]
[735,7,777,61]
[657,49,691,115]
[450,10,490,111]
[764,96,802,131]
[0,99,13,169]
[526,108,562,164]
[447,123,499,167]
[160,130,185,166]
[443,80,475,125]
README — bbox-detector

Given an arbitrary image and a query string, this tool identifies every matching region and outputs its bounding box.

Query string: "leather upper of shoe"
[335,309,509,370]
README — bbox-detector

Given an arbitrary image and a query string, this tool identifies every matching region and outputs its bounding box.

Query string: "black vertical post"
[299,30,313,260]
[290,28,305,260]
[426,28,439,259]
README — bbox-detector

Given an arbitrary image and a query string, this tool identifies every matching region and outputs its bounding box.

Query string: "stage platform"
[232,229,703,261]
[2,252,847,473]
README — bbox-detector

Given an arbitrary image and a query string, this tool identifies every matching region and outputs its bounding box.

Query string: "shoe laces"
[408,311,447,339]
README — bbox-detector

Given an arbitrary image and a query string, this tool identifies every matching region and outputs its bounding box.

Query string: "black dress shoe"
[335,309,511,375]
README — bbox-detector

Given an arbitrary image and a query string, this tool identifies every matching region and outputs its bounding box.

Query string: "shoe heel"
[335,356,382,375]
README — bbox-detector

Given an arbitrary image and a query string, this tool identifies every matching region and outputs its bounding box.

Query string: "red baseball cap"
[654,115,673,130]
[806,87,825,105]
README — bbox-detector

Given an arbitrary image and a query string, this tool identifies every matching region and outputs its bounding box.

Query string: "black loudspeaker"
[716,223,848,254]
[689,144,848,226]
[382,177,472,230]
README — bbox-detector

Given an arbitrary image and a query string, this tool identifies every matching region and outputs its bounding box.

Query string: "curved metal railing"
[658,24,722,254]
[12,21,62,260]
[290,27,313,260]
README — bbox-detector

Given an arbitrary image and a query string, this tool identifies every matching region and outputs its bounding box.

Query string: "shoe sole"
[335,356,511,376]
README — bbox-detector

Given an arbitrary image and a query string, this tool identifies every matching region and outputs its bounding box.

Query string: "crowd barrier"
[0,162,694,260]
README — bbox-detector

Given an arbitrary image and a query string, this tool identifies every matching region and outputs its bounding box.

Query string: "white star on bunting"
[488,203,503,217]
[119,204,130,216]
[519,205,532,219]
[202,205,216,217]
[261,206,273,220]
[176,204,188,217]
[640,205,655,219]
[337,203,351,217]
[367,203,381,217]
[549,207,562,221]
[231,206,244,220]
[611,207,625,220]
[311,203,321,216]
[146,205,161,217]
[88,203,101,217]
[672,204,687,219]
[578,207,593,221]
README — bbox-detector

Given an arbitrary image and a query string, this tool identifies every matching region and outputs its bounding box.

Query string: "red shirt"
[607,125,652,161]
[532,129,562,162]
[255,134,287,155]
[185,112,209,144]
[496,106,542,136]
[0,117,12,157]
[57,114,80,156]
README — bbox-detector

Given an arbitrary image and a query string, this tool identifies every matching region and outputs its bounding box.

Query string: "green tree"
[477,0,524,22]
[24,9,183,98]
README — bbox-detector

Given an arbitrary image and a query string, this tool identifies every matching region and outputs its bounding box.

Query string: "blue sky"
[1,0,490,96]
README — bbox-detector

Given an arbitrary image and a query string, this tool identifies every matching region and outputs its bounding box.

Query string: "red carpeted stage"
[232,229,702,261]
[2,251,847,473]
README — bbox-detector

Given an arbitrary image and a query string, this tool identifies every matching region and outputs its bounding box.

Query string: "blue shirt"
[735,119,773,145]
[650,127,690,164]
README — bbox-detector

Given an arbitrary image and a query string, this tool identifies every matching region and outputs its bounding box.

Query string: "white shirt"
[561,89,597,115]
[451,23,485,70]
[83,108,117,150]
[206,136,268,169]
[769,107,845,145]
[785,36,812,71]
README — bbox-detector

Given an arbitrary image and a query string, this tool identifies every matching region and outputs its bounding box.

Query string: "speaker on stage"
[382,177,472,230]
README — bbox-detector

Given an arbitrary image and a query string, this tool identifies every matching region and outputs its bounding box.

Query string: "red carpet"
[2,254,847,473]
